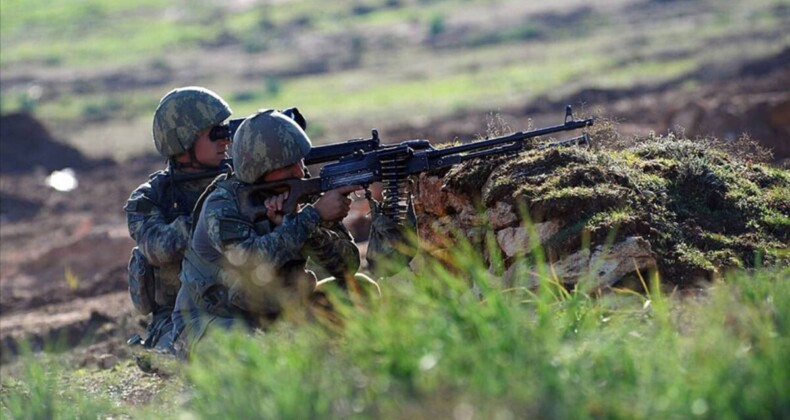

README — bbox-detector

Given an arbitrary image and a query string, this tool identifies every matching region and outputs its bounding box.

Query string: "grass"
[3,241,789,418]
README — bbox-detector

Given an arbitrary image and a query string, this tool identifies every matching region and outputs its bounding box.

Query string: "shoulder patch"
[218,217,253,244]
[125,196,156,214]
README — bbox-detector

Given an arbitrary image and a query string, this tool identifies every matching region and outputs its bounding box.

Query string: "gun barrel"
[430,116,593,158]
[305,136,380,165]
[538,133,590,149]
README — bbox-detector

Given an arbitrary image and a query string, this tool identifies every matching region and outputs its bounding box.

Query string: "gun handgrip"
[281,177,323,214]
[239,177,324,221]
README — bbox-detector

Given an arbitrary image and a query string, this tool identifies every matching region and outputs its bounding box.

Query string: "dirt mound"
[0,146,161,362]
[0,112,113,174]
[416,133,789,288]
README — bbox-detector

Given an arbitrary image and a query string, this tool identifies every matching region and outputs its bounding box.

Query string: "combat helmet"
[152,86,232,157]
[232,109,312,183]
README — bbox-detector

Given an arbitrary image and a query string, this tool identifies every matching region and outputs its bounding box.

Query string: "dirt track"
[0,51,788,366]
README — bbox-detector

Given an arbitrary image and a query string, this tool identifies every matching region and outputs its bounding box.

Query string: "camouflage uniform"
[176,110,359,345]
[125,168,217,348]
[125,86,232,351]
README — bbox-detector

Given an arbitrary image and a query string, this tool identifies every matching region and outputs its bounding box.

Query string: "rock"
[98,353,118,370]
[417,215,461,251]
[411,117,788,287]
[486,202,518,230]
[552,236,657,290]
[457,204,482,228]
[414,173,475,218]
[445,189,474,218]
[495,221,561,259]
[415,174,447,216]
[501,236,657,291]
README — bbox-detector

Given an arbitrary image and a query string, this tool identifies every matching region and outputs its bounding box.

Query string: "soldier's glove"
[365,191,418,277]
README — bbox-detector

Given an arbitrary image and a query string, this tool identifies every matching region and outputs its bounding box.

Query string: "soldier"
[175,109,361,347]
[124,86,233,351]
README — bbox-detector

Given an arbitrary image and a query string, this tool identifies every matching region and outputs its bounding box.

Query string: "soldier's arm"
[302,222,360,278]
[125,186,190,266]
[204,191,323,269]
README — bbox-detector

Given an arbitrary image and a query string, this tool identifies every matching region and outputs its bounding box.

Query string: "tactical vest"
[126,169,213,312]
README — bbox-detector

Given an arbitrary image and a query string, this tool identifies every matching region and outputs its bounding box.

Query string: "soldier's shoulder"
[125,170,171,213]
[129,169,170,193]
[199,177,242,213]
[147,169,172,188]
[205,179,239,203]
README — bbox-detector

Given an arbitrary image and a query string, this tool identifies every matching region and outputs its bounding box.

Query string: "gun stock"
[238,177,324,220]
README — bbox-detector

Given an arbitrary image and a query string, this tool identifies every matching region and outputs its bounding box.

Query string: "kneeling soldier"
[175,109,360,348]
[125,86,233,351]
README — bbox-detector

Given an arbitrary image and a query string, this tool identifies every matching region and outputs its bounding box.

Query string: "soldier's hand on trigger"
[264,191,289,225]
[313,185,362,222]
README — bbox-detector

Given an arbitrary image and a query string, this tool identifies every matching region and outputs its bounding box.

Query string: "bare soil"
[0,49,787,381]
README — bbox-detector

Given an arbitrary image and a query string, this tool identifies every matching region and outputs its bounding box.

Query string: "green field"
[2,0,788,160]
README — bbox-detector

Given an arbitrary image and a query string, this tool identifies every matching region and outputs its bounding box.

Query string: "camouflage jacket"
[180,175,360,320]
[125,168,215,309]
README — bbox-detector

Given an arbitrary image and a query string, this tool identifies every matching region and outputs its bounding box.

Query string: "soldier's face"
[194,127,230,167]
[262,161,306,183]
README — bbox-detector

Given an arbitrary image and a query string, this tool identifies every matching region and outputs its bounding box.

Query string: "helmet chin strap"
[172,148,219,171]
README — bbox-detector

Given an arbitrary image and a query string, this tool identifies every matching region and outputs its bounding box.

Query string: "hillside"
[1,0,788,161]
[1,0,789,415]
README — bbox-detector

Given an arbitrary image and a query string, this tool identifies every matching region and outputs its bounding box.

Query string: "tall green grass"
[178,246,790,418]
[3,245,788,418]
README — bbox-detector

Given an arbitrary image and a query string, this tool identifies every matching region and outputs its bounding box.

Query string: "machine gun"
[238,106,594,221]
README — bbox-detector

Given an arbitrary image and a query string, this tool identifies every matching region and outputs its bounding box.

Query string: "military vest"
[126,169,214,310]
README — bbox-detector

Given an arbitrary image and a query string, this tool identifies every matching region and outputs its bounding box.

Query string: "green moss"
[675,243,718,275]
[762,211,790,242]
[442,154,512,198]
[530,184,630,223]
[480,148,598,206]
[442,130,789,286]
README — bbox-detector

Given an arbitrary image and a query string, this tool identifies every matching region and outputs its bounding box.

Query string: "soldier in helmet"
[124,86,233,351]
[175,109,361,347]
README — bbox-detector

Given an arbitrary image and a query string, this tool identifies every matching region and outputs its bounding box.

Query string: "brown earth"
[0,51,788,369]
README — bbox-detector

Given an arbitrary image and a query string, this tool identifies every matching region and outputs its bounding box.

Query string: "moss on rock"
[431,131,789,286]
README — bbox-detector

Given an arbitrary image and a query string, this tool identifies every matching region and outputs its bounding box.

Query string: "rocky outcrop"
[412,135,789,290]
[415,173,659,291]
